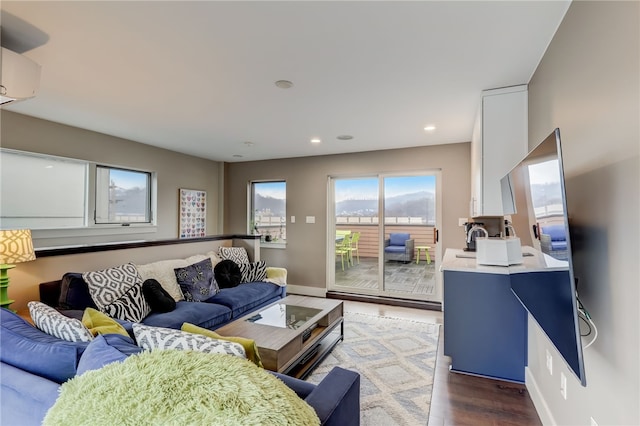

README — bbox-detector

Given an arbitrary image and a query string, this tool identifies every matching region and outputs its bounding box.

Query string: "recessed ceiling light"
[310,138,321,144]
[337,135,354,141]
[424,125,436,132]
[275,80,294,89]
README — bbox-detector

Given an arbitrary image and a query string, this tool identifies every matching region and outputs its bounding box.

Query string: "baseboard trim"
[286,285,327,298]
[326,291,442,311]
[525,367,555,425]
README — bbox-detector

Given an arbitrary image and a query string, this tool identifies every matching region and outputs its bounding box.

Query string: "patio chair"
[347,232,360,265]
[336,233,352,271]
[384,232,414,263]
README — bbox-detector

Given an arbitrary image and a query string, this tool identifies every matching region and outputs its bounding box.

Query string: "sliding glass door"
[328,172,441,302]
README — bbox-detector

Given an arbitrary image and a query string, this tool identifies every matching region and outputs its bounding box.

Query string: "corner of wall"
[526,366,556,426]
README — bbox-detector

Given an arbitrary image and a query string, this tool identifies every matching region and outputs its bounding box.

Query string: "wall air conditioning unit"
[0,46,41,106]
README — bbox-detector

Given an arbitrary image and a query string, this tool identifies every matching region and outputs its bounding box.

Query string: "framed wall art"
[179,188,206,238]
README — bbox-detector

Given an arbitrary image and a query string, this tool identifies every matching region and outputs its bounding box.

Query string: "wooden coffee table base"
[216,295,344,379]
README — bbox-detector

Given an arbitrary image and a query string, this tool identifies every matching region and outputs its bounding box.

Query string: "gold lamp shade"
[0,229,36,265]
[0,229,36,311]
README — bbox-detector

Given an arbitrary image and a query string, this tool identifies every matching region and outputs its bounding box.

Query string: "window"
[0,149,155,230]
[250,181,286,243]
[0,150,87,229]
[95,166,151,224]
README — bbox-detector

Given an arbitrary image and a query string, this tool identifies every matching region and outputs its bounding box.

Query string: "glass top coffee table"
[215,295,343,379]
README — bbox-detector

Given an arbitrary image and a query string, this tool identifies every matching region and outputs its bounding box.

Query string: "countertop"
[441,247,569,275]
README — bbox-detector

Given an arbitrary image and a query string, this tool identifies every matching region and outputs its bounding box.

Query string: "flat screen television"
[500,128,587,386]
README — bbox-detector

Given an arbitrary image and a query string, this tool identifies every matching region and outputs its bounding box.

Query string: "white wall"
[527,2,639,425]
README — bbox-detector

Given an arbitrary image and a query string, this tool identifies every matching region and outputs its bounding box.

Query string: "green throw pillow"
[181,322,263,368]
[82,308,129,337]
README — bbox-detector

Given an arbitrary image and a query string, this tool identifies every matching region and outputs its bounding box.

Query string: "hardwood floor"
[342,300,541,426]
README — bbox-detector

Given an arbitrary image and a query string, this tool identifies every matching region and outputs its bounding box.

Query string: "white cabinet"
[470,85,528,217]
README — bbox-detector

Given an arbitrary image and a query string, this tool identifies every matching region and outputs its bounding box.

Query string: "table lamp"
[0,229,36,311]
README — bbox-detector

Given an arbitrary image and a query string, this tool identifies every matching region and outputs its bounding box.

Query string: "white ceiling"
[1,1,570,162]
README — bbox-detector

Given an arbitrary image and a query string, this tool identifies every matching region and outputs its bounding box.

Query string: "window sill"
[260,241,286,249]
[33,225,158,242]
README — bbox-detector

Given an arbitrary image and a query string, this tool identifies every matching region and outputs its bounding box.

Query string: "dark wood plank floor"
[428,328,541,426]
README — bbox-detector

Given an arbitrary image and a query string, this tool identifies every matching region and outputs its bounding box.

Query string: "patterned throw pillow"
[28,301,93,343]
[174,258,219,302]
[132,323,246,359]
[239,261,268,283]
[218,246,250,264]
[82,263,151,323]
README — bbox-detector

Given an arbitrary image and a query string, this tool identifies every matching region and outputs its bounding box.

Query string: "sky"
[111,168,148,189]
[254,181,286,199]
[335,175,436,201]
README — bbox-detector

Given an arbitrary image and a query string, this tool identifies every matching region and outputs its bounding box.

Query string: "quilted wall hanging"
[179,188,206,238]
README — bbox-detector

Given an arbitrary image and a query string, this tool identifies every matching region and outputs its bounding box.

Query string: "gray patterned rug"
[306,312,440,425]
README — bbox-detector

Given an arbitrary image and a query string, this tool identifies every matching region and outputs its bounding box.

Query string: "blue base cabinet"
[443,270,527,383]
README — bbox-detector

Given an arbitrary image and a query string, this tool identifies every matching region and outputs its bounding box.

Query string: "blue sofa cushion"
[389,233,409,246]
[542,225,567,250]
[0,362,61,426]
[205,282,284,318]
[141,300,232,330]
[0,309,89,383]
[384,245,406,253]
[77,334,142,375]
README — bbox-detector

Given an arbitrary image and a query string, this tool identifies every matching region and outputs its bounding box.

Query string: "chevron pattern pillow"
[239,261,267,283]
[28,301,93,342]
[218,246,250,264]
[83,263,151,323]
[132,324,246,359]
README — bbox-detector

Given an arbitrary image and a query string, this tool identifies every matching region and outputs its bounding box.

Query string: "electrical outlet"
[590,417,598,426]
[560,372,567,400]
[458,218,468,226]
[545,349,553,375]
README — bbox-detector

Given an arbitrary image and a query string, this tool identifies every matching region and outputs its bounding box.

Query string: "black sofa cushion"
[58,273,98,311]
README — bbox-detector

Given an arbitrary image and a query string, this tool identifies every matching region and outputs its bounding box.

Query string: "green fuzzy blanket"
[43,350,320,426]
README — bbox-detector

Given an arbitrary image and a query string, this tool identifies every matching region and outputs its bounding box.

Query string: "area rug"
[306,312,440,426]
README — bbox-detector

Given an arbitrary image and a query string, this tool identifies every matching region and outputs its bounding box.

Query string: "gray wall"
[527,2,639,424]
[1,110,223,246]
[224,142,471,289]
[0,111,224,309]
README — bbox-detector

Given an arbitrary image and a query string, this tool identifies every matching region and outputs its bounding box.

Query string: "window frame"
[94,165,153,225]
[248,180,287,247]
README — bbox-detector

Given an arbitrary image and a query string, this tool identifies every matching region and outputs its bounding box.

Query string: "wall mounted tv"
[500,128,587,386]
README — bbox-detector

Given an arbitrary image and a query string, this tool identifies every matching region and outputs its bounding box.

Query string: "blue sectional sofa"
[0,308,360,425]
[40,247,287,330]
[39,274,286,331]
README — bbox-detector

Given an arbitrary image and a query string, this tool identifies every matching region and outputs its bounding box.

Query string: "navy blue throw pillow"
[174,258,219,302]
